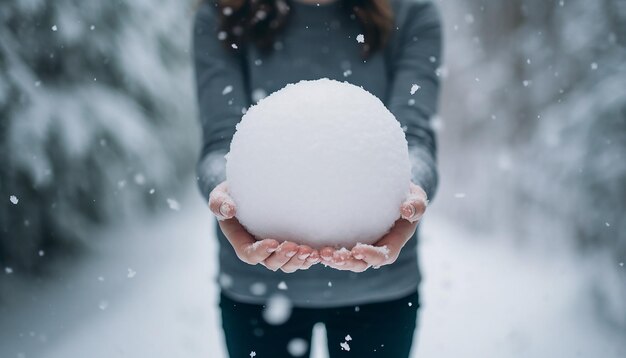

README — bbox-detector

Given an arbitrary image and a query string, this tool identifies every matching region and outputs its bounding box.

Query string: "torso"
[244,0,389,103]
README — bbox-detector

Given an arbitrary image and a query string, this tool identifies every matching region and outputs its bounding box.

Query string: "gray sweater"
[193,0,441,307]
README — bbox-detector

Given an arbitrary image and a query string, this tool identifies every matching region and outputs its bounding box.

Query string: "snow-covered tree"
[437,0,626,329]
[0,0,197,272]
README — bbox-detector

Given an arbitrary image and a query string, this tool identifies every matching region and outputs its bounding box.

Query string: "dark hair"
[213,0,394,57]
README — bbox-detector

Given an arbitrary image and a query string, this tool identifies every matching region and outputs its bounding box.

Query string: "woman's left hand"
[320,183,428,272]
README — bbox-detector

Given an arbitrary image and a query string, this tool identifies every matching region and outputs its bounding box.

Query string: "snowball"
[226,79,410,248]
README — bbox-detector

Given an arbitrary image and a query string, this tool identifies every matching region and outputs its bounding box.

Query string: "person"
[193,0,441,356]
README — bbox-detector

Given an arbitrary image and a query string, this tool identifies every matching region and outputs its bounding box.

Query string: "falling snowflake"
[591,62,598,70]
[250,282,267,296]
[222,85,233,95]
[343,69,352,77]
[287,338,308,356]
[278,281,288,290]
[410,84,420,95]
[328,281,332,287]
[167,198,180,211]
[250,351,256,357]
[90,25,95,30]
[127,268,136,278]
[454,193,467,199]
[340,341,350,351]
[345,335,352,341]
[51,25,58,31]
[134,173,145,185]
[252,88,267,103]
[356,34,364,43]
[98,300,109,310]
[9,195,18,204]
[5,267,13,274]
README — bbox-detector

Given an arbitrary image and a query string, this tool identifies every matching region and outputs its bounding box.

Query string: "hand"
[321,183,428,272]
[208,181,321,272]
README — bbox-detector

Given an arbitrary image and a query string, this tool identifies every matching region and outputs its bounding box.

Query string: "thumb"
[401,184,428,223]
[209,182,237,220]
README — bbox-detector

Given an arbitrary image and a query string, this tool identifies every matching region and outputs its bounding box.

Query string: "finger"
[319,246,335,265]
[400,197,427,223]
[354,219,417,267]
[332,248,352,267]
[280,245,314,273]
[209,183,236,220]
[352,243,391,268]
[401,185,428,223]
[263,241,298,271]
[337,257,370,272]
[325,256,370,272]
[241,239,280,265]
[300,251,321,270]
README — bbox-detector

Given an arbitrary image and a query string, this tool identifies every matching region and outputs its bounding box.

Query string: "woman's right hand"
[208,182,321,273]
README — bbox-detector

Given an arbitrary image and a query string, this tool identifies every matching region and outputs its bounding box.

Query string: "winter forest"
[1,0,625,357]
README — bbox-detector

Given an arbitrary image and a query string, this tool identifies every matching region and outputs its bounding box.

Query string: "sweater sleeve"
[193,2,250,201]
[386,0,442,201]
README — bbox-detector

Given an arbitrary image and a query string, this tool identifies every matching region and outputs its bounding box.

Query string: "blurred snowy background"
[0,0,624,357]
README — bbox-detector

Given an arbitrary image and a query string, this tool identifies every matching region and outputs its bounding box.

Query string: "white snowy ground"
[1,190,624,358]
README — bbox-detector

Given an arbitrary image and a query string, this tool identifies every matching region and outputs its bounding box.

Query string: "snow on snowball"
[226,78,411,248]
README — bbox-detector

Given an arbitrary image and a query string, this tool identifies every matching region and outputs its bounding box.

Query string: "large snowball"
[226,79,410,248]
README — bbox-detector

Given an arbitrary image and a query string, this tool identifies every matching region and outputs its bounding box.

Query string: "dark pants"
[219,290,419,357]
